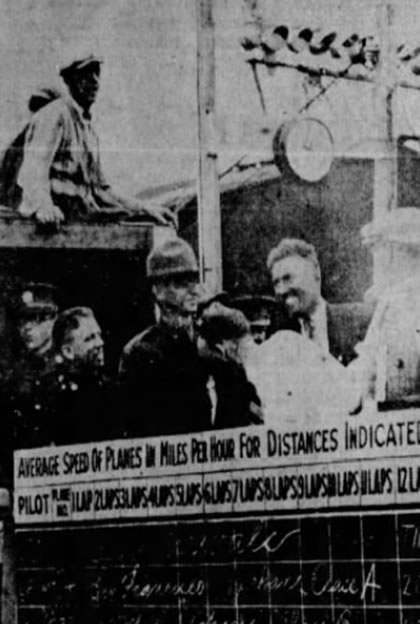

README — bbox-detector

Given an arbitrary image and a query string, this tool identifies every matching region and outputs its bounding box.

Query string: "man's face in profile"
[67,62,101,110]
[271,255,321,319]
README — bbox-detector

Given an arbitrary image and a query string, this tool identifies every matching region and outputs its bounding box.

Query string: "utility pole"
[373,0,397,222]
[370,0,397,295]
[196,0,222,294]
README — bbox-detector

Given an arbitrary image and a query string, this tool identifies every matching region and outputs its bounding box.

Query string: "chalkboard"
[15,509,420,624]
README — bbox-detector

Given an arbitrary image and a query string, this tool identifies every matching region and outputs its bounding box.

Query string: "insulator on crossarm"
[329,46,341,59]
[287,27,313,53]
[398,43,420,63]
[240,22,262,51]
[261,25,289,53]
[309,31,337,55]
[342,33,360,48]
[364,35,379,70]
[344,37,366,65]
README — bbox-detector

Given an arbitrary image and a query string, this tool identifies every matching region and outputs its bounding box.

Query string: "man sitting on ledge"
[14,49,175,226]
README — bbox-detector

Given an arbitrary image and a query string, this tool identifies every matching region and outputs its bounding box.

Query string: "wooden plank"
[0,217,165,251]
[2,516,16,624]
[249,58,420,92]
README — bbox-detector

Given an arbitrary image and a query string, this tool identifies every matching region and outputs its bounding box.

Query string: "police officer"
[6,283,58,448]
[14,283,58,360]
[40,306,113,445]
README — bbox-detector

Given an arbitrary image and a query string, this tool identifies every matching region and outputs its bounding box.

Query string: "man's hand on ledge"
[35,203,65,225]
[30,199,177,227]
[133,201,178,227]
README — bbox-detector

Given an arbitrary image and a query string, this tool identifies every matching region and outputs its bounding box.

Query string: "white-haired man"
[267,238,373,365]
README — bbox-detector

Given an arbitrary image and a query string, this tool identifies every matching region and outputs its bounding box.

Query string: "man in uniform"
[119,236,212,437]
[6,283,58,447]
[39,306,113,446]
[13,282,58,362]
[15,49,175,226]
[267,238,373,365]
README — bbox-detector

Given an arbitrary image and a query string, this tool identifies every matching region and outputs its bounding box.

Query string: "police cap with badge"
[12,283,58,322]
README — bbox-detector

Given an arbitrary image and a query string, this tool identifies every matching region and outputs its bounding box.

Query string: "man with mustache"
[267,238,372,365]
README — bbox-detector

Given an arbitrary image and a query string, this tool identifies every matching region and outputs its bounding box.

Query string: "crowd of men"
[1,232,378,451]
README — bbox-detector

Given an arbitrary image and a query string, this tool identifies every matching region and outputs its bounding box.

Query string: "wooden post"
[374,0,397,220]
[371,0,397,293]
[196,0,223,294]
[2,513,17,624]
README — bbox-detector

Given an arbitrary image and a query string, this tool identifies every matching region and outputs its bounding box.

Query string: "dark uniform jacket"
[275,301,374,366]
[9,357,115,449]
[37,359,115,447]
[6,349,53,449]
[119,323,212,438]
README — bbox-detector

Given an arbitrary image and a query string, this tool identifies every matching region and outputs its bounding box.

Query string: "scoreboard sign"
[14,409,420,623]
[13,411,420,523]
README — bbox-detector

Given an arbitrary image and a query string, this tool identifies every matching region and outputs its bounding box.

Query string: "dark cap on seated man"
[58,52,104,81]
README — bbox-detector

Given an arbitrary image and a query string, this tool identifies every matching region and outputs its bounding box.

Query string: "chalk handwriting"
[233,523,300,556]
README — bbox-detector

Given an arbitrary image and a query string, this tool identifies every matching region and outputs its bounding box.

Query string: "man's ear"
[61,344,74,361]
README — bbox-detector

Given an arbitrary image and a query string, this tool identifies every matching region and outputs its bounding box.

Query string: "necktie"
[299,317,314,340]
[307,317,315,341]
